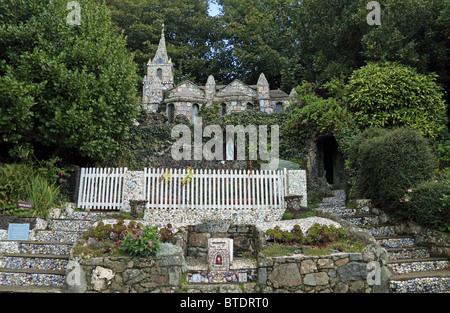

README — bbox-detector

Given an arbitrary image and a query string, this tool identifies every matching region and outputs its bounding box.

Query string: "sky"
[208,1,222,17]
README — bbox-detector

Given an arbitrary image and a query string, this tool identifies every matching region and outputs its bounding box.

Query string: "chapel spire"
[152,23,169,64]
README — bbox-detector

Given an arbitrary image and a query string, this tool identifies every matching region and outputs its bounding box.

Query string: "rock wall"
[258,246,390,293]
[66,243,185,293]
[186,223,256,261]
[395,221,450,258]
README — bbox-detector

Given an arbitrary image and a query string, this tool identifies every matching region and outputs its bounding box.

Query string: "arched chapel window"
[157,68,163,80]
[192,104,200,124]
[167,104,175,124]
[276,103,283,112]
[221,103,227,116]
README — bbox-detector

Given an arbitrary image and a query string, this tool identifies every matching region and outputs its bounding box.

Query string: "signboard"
[17,201,33,210]
[7,223,30,241]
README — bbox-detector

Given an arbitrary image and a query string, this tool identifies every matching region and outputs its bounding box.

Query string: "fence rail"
[77,167,127,210]
[144,168,286,211]
[77,167,287,211]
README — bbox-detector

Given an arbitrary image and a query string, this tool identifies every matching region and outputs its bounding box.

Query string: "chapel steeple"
[142,23,175,112]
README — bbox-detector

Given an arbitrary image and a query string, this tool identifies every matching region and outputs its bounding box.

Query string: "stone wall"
[258,245,390,293]
[395,221,450,258]
[66,243,185,293]
[186,223,256,261]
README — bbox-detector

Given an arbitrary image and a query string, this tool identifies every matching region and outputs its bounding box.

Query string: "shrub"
[403,181,450,231]
[0,164,35,212]
[304,223,346,247]
[119,225,161,257]
[343,62,448,140]
[348,127,434,217]
[265,224,345,247]
[26,175,61,219]
[158,223,174,243]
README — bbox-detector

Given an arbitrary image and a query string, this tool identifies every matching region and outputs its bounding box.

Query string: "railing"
[77,167,127,210]
[77,167,287,211]
[143,168,287,210]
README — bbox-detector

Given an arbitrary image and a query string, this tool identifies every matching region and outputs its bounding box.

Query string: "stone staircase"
[0,206,103,293]
[318,190,450,293]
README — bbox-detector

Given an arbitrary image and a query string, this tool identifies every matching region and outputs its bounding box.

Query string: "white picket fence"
[77,167,127,210]
[77,167,287,211]
[144,168,287,210]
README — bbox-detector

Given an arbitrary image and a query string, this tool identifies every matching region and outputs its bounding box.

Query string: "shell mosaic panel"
[186,269,257,284]
[122,171,145,212]
[287,170,307,207]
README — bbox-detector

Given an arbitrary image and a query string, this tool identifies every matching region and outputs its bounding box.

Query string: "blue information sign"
[7,223,30,241]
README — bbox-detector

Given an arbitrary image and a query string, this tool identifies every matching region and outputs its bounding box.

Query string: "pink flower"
[407,189,412,193]
[148,240,153,247]
[404,199,409,202]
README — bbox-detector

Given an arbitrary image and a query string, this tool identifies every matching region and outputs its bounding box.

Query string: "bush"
[348,127,434,217]
[0,164,35,213]
[0,163,64,218]
[119,225,161,257]
[26,175,62,219]
[343,62,448,140]
[403,181,450,231]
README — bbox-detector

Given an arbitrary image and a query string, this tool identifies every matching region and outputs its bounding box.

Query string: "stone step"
[0,241,73,255]
[344,214,380,227]
[386,247,430,260]
[376,236,415,248]
[361,225,396,237]
[0,253,69,271]
[387,258,449,275]
[35,230,85,243]
[59,210,104,220]
[389,269,450,293]
[318,207,357,217]
[318,201,345,209]
[0,268,65,288]
[48,219,91,232]
[0,285,63,293]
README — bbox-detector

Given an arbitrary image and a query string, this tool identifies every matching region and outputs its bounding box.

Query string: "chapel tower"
[142,24,175,112]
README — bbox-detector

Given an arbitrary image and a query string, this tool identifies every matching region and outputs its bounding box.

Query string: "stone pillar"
[121,170,146,212]
[286,169,307,207]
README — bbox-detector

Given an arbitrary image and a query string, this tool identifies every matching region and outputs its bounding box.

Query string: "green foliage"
[403,181,450,231]
[281,212,293,220]
[265,225,304,245]
[158,223,174,243]
[105,0,219,84]
[348,127,435,217]
[0,164,35,212]
[342,62,448,140]
[265,224,346,247]
[304,223,346,247]
[90,219,140,243]
[26,175,61,219]
[0,0,139,162]
[0,162,71,217]
[285,82,359,156]
[120,225,161,257]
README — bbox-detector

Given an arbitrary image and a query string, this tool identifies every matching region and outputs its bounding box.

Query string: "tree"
[105,0,220,85]
[342,62,448,140]
[217,0,299,90]
[0,0,139,162]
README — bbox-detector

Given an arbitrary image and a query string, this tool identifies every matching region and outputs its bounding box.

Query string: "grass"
[260,235,366,257]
